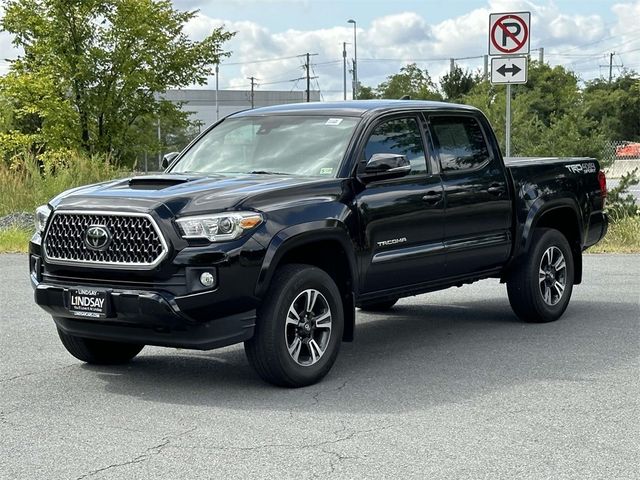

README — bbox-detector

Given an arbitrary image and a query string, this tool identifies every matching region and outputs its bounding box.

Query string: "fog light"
[200,272,215,288]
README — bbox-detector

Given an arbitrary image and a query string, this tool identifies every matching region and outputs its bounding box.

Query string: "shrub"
[0,150,126,216]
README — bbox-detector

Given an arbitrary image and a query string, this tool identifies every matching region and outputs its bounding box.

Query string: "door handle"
[488,184,506,197]
[422,190,442,204]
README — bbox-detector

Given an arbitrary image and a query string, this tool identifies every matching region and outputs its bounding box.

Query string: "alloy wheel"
[538,246,567,306]
[284,289,332,366]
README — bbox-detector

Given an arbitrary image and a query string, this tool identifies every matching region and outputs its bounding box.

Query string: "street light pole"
[342,42,347,101]
[347,19,358,100]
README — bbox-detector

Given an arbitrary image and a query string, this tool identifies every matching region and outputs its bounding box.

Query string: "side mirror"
[161,152,180,170]
[359,153,411,182]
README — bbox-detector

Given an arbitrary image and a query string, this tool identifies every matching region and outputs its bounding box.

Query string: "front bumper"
[33,281,256,350]
[30,230,266,350]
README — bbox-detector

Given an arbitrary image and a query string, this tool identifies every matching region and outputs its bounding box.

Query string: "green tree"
[356,84,377,100]
[583,72,640,141]
[517,61,580,126]
[462,74,605,160]
[376,63,442,100]
[440,66,478,102]
[1,0,234,162]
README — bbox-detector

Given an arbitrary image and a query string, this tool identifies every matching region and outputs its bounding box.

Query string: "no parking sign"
[489,12,530,56]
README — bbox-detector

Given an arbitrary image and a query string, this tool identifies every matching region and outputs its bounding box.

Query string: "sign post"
[488,11,530,157]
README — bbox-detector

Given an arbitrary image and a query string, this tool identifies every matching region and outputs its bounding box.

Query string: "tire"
[507,228,574,323]
[57,327,144,364]
[359,298,398,312]
[244,264,344,387]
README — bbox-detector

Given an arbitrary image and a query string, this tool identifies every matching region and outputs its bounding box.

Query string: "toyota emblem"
[84,225,111,251]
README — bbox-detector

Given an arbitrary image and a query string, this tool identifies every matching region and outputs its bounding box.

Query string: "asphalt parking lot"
[1,254,638,479]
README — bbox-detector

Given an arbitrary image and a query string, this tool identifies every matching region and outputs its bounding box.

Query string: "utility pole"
[450,58,455,74]
[247,76,257,108]
[483,55,489,80]
[342,42,347,101]
[215,62,220,121]
[305,53,311,102]
[538,47,544,65]
[608,52,615,83]
[156,118,161,170]
[299,53,318,102]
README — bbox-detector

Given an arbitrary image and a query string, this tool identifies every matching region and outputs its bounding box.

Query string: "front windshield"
[171,115,360,177]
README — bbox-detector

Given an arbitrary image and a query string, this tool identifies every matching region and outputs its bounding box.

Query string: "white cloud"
[1,1,639,98]
[184,1,637,99]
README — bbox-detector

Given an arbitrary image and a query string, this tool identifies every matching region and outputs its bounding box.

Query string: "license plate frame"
[67,288,109,318]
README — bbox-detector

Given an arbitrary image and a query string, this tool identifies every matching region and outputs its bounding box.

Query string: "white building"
[163,89,322,129]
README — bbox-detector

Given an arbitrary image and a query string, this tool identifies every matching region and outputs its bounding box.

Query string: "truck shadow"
[84,297,638,414]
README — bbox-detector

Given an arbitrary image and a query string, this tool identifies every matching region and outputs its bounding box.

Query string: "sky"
[1,0,639,100]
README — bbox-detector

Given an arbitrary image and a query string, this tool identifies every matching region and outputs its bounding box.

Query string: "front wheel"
[57,327,144,364]
[245,264,344,387]
[507,228,574,323]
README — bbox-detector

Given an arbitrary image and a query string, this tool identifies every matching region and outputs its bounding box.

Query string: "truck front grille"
[43,211,168,269]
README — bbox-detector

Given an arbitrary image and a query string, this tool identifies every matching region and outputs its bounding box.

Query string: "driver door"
[355,114,445,293]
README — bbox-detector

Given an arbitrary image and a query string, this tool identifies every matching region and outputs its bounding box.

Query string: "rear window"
[430,116,490,172]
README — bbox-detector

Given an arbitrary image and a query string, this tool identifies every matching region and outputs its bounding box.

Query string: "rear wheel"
[245,264,344,387]
[507,228,574,323]
[57,327,144,364]
[359,298,398,312]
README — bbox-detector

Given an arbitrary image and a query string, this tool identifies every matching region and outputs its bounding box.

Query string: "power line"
[222,55,301,66]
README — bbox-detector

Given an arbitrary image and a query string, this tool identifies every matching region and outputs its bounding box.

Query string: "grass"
[0,152,128,253]
[0,227,32,253]
[0,151,125,216]
[587,215,640,254]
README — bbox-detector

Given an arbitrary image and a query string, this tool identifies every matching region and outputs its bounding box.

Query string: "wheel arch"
[517,198,584,284]
[255,220,357,341]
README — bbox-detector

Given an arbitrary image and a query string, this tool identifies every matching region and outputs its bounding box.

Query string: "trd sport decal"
[565,163,596,174]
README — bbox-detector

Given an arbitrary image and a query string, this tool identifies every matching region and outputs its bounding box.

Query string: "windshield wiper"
[247,170,290,175]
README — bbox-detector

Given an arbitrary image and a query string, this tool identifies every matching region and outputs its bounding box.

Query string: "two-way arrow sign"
[497,63,522,76]
[491,56,528,84]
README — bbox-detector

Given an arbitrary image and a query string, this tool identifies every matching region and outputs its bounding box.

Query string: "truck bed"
[504,156,595,167]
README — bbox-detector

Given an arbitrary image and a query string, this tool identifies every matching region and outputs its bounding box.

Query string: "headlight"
[35,205,52,233]
[176,212,263,242]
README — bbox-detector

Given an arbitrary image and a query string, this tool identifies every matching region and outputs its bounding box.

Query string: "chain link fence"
[602,140,640,179]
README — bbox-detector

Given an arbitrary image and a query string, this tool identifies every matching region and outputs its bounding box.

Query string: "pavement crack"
[308,380,349,406]
[201,422,395,454]
[0,364,76,384]
[74,427,196,480]
[322,447,361,475]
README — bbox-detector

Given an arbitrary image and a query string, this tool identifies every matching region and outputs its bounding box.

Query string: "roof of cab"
[230,99,480,117]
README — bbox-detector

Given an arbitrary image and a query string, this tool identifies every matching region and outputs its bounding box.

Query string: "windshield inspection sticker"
[325,118,343,126]
[320,167,333,175]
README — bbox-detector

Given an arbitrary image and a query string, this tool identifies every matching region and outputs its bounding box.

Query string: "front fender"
[254,219,358,298]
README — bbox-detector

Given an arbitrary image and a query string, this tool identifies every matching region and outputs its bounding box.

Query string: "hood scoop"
[127,175,191,190]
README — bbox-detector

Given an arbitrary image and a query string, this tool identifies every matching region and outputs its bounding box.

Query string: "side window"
[364,117,427,175]
[430,116,490,173]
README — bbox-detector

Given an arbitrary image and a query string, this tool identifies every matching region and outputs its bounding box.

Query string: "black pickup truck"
[30,100,608,387]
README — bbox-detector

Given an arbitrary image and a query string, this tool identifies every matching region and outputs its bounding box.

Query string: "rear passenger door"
[427,114,512,278]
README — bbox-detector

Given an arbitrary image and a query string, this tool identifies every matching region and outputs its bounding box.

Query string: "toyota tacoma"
[30,100,608,387]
